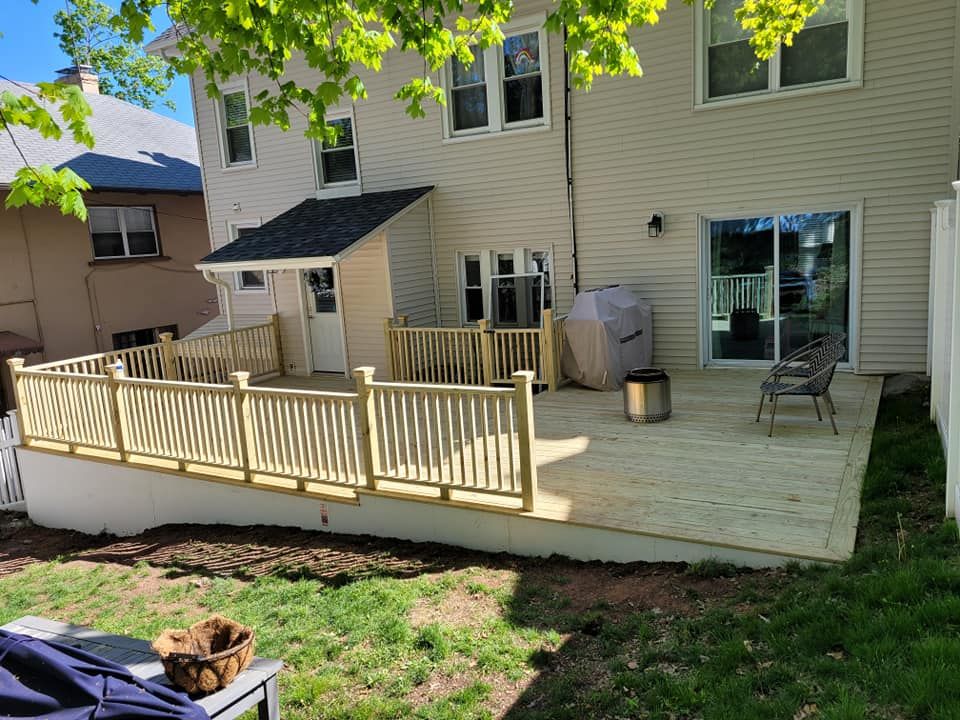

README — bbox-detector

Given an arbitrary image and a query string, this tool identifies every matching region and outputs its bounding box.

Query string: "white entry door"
[304,268,345,372]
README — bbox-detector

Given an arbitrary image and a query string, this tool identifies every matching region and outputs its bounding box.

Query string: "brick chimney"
[55,64,100,94]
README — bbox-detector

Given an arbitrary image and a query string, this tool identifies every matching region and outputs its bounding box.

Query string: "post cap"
[512,370,535,383]
[229,370,251,382]
[352,366,376,379]
[158,332,174,341]
[6,357,25,368]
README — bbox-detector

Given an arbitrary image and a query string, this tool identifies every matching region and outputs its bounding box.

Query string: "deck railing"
[8,358,537,510]
[384,309,565,392]
[25,316,282,383]
[711,272,774,317]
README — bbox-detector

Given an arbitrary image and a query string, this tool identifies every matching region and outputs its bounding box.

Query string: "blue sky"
[0,0,194,126]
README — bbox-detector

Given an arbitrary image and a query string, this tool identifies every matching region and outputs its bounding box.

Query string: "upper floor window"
[315,114,360,188]
[444,16,549,138]
[219,86,255,166]
[88,206,159,260]
[698,0,862,105]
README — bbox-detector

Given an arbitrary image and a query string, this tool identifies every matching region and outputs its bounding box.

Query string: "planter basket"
[152,615,255,695]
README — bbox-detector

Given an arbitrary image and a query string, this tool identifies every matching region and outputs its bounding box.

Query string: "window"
[315,115,360,187]
[220,87,254,166]
[458,249,553,326]
[112,324,177,350]
[228,223,266,291]
[444,16,549,138]
[698,0,861,104]
[88,207,159,259]
[461,254,485,323]
[451,47,488,132]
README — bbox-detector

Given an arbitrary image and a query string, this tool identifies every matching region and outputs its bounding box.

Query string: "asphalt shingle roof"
[0,79,201,193]
[200,187,435,265]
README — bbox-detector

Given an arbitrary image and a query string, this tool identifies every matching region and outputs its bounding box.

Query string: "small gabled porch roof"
[196,186,435,272]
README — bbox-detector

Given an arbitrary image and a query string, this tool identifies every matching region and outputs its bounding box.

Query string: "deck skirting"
[17,447,815,567]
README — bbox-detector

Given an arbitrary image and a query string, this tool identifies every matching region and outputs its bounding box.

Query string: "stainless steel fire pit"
[623,368,672,423]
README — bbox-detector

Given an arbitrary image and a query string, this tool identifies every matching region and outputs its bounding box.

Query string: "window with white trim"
[445,16,549,138]
[698,0,862,104]
[219,87,255,166]
[228,223,266,291]
[88,206,159,259]
[458,249,553,326]
[315,114,360,187]
[461,253,485,323]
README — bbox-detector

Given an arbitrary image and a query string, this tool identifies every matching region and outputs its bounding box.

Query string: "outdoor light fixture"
[647,212,664,238]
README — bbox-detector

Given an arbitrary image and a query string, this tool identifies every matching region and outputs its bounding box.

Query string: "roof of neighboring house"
[144,24,189,55]
[199,186,435,266]
[0,80,201,193]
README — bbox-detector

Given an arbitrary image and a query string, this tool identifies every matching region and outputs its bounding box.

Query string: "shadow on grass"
[2,385,958,719]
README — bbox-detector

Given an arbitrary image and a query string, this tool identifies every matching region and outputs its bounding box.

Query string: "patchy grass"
[0,384,958,718]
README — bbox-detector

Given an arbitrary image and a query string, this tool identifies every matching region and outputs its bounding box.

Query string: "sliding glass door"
[707,210,851,364]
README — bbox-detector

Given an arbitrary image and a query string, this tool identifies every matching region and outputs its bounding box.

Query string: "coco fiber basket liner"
[152,615,255,695]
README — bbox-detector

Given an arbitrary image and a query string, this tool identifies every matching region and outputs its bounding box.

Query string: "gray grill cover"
[561,286,653,391]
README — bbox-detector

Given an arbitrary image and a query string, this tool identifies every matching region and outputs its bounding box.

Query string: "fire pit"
[622,368,672,423]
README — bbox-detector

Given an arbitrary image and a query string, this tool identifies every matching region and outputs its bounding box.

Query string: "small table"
[2,615,282,720]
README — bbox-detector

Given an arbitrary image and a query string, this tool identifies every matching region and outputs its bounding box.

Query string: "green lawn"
[1,385,958,719]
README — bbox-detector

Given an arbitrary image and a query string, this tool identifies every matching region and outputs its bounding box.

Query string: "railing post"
[230,371,254,482]
[512,370,538,512]
[353,366,380,490]
[104,363,129,462]
[384,319,397,381]
[270,313,284,375]
[6,359,31,443]
[159,332,178,381]
[397,315,409,327]
[479,319,494,386]
[542,308,557,392]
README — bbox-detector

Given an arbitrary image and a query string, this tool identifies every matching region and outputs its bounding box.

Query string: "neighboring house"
[147,0,960,378]
[0,67,215,408]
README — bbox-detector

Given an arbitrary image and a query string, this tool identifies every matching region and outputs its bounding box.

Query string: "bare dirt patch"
[409,584,504,629]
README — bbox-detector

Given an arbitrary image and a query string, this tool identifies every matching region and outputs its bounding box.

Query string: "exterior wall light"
[647,212,664,238]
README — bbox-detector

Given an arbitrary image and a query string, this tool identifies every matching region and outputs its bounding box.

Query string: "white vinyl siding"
[189,0,952,376]
[339,234,392,374]
[572,0,954,372]
[386,202,438,327]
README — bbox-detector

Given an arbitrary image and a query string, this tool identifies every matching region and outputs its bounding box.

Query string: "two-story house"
[147,0,960,379]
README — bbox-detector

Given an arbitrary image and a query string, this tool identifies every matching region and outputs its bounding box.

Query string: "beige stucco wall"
[0,190,215,364]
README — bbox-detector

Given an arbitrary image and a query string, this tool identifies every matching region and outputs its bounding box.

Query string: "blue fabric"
[0,629,210,719]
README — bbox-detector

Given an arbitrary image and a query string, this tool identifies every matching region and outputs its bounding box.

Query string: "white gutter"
[201,269,235,331]
[195,255,336,273]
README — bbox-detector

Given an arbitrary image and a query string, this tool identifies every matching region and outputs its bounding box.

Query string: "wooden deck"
[260,370,882,563]
[531,370,882,562]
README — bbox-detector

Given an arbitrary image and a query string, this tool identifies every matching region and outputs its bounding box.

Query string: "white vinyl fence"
[0,412,24,510]
[929,184,960,521]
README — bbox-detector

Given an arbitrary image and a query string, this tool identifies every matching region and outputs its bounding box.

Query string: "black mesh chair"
[756,334,845,437]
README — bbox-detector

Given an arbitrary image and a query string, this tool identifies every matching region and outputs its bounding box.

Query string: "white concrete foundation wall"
[19,449,794,568]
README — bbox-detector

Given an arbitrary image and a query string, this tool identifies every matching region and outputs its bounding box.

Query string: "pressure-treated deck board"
[258,368,881,562]
[529,370,882,561]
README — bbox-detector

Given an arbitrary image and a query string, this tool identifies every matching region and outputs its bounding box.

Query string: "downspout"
[201,269,234,330]
[563,24,580,295]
